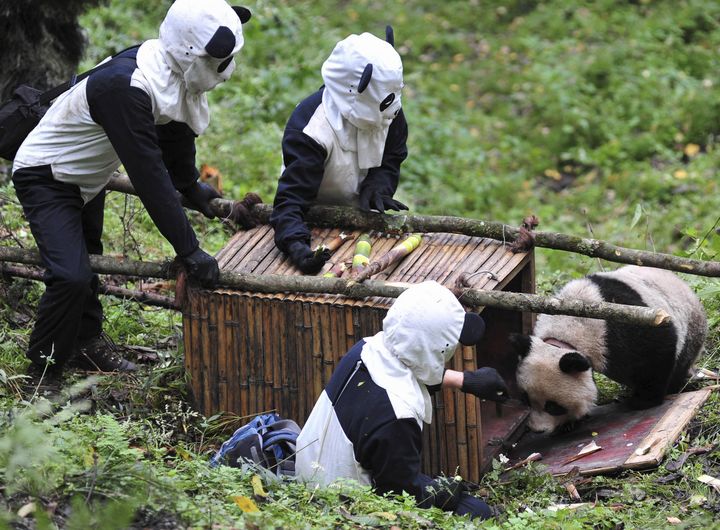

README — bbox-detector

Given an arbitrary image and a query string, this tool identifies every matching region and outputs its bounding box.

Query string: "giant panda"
[512,265,707,433]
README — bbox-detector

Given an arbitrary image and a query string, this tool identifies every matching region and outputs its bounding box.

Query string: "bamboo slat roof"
[215,225,532,309]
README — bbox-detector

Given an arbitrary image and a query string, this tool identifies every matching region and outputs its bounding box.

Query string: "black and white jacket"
[296,341,460,509]
[269,87,408,253]
[12,47,201,258]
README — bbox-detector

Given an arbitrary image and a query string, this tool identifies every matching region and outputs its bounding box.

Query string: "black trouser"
[12,165,104,368]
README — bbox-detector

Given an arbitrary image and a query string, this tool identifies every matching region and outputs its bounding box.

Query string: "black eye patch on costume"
[217,56,233,73]
[379,93,395,112]
[205,26,236,59]
[544,400,568,416]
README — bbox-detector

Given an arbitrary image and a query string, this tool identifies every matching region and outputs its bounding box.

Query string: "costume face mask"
[346,63,403,131]
[183,54,237,94]
[322,31,403,131]
[159,0,251,95]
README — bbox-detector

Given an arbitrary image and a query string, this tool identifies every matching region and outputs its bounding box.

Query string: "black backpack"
[0,45,139,161]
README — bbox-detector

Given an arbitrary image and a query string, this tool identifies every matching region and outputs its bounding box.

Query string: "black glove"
[419,475,464,510]
[287,241,331,275]
[358,187,408,214]
[182,181,222,218]
[461,367,509,402]
[182,247,219,288]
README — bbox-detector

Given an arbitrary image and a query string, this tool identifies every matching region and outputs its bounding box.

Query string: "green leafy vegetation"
[2,0,720,528]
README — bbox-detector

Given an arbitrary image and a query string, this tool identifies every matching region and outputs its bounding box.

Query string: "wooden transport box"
[183,225,534,482]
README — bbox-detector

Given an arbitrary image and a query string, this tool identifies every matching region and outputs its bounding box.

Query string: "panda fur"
[513,265,707,433]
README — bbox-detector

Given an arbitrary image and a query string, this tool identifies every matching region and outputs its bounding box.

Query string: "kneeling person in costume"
[270,28,408,274]
[296,281,508,520]
[12,0,251,376]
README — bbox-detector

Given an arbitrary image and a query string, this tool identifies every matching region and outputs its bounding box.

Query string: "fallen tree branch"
[0,262,177,309]
[0,246,671,326]
[106,173,720,277]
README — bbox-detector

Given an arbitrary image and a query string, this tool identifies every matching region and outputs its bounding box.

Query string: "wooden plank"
[442,237,494,290]
[199,294,212,416]
[424,233,476,285]
[185,290,203,411]
[222,225,273,272]
[321,304,335,386]
[261,300,273,412]
[443,356,459,477]
[247,298,260,415]
[344,306,357,352]
[284,301,300,421]
[238,296,251,418]
[225,295,240,415]
[624,387,713,468]
[508,389,713,476]
[310,303,324,401]
[303,302,316,420]
[461,345,481,483]
[216,294,228,414]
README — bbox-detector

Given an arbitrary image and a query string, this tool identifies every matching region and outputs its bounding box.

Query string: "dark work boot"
[23,362,64,397]
[71,333,138,373]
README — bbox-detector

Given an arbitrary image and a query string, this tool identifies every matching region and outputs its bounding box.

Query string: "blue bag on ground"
[210,412,300,476]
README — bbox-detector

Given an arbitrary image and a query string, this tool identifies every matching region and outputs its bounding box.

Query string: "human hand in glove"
[461,367,509,402]
[182,247,220,288]
[358,186,408,214]
[183,181,222,218]
[288,241,331,274]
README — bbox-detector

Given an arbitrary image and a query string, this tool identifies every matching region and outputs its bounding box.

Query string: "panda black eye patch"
[520,391,530,406]
[544,400,568,416]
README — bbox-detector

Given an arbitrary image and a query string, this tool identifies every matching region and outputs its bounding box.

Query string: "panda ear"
[385,25,395,47]
[508,333,531,359]
[358,63,373,93]
[232,6,252,24]
[559,352,591,374]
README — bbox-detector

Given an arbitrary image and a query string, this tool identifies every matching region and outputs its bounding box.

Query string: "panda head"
[511,333,597,433]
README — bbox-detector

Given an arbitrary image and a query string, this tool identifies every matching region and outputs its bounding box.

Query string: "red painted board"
[480,400,529,471]
[507,398,676,475]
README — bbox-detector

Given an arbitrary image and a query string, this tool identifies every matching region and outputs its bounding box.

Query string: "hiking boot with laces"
[72,334,138,372]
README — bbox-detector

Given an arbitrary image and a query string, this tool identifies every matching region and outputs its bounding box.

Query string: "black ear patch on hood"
[205,26,236,58]
[385,25,395,47]
[232,6,252,24]
[509,333,532,358]
[358,63,373,93]
[459,313,485,346]
[559,352,591,373]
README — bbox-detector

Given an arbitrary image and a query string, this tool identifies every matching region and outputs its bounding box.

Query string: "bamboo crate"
[183,225,534,481]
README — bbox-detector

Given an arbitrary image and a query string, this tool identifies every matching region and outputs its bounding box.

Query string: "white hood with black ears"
[360,281,466,426]
[133,0,250,134]
[321,30,403,170]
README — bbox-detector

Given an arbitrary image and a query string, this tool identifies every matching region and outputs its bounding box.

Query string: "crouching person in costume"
[11,0,251,377]
[296,281,508,520]
[270,28,409,274]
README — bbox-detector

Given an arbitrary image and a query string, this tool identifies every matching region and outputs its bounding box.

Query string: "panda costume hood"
[321,31,403,170]
[135,0,250,134]
[361,280,483,425]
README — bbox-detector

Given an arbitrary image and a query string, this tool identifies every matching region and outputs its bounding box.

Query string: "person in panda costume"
[270,28,408,274]
[296,281,509,520]
[11,0,251,377]
[512,265,707,433]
